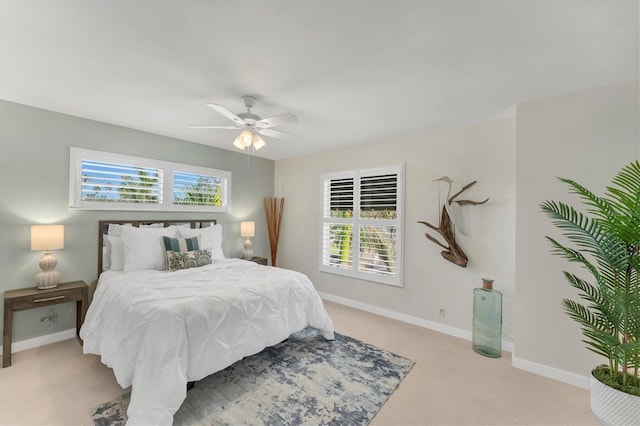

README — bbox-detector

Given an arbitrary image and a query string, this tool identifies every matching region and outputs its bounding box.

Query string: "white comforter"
[80,259,334,425]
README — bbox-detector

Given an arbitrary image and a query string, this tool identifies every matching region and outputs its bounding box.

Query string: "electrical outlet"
[439,308,446,318]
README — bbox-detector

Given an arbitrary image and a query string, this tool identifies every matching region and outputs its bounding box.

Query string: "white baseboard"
[319,291,514,353]
[0,328,76,355]
[319,291,594,390]
[511,355,590,390]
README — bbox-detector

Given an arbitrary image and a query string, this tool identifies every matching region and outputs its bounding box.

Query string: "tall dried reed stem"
[263,197,285,266]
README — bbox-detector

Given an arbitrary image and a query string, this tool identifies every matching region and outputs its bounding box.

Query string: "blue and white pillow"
[162,236,200,252]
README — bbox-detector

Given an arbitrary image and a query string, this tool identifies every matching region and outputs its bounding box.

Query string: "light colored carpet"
[0,301,598,425]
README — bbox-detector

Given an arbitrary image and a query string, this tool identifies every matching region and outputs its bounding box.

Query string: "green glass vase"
[472,278,502,358]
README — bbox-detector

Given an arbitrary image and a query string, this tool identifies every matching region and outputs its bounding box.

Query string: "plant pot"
[590,373,640,425]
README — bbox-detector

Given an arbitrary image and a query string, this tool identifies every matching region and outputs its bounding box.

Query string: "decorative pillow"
[162,236,200,253]
[106,235,125,271]
[179,225,225,260]
[122,226,178,272]
[165,249,212,272]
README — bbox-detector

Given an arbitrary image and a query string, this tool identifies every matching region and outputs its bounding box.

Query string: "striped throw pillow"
[163,236,200,253]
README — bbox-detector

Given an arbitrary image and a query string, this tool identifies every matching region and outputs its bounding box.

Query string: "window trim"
[69,147,231,212]
[319,164,404,287]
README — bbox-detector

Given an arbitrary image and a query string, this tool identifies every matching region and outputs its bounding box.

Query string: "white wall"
[275,118,516,342]
[514,80,639,381]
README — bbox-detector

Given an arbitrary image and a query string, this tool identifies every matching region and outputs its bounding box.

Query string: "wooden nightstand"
[3,280,88,368]
[245,256,268,265]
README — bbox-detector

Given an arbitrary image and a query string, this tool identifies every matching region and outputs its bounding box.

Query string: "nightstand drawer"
[11,287,84,311]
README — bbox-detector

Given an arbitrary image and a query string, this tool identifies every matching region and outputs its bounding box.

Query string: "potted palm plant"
[541,160,640,425]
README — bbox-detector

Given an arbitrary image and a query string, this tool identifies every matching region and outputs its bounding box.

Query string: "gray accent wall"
[0,100,274,344]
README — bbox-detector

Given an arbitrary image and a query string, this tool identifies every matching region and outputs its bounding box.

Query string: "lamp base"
[243,238,254,260]
[36,270,61,289]
[36,252,61,289]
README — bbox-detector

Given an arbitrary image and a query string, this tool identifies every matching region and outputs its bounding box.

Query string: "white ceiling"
[1,0,638,160]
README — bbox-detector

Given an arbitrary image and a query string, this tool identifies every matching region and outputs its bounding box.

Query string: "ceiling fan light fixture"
[233,129,266,151]
[232,138,246,150]
[232,129,253,150]
[193,96,297,152]
[232,132,248,150]
[252,133,266,150]
[240,130,253,147]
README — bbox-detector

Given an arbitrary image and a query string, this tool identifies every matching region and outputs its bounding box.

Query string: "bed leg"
[187,381,196,391]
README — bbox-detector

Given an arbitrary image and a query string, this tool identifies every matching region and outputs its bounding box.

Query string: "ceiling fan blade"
[258,128,293,139]
[206,103,247,127]
[188,125,240,129]
[254,112,298,129]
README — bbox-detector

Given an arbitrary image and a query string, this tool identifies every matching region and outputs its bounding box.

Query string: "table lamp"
[240,221,255,260]
[31,224,64,289]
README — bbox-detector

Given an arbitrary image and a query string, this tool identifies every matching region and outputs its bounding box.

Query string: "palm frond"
[546,236,603,284]
[541,201,628,274]
[542,162,640,385]
[558,177,616,222]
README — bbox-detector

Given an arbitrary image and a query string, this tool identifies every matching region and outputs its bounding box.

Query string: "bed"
[80,219,335,425]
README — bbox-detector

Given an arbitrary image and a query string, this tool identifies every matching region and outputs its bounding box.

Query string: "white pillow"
[102,246,110,271]
[169,223,192,229]
[103,224,132,271]
[179,225,225,260]
[106,235,125,271]
[107,223,132,237]
[122,226,178,271]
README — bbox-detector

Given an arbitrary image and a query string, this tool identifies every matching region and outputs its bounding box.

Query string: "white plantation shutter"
[360,174,397,218]
[70,148,230,212]
[80,159,163,205]
[358,224,397,277]
[320,164,404,286]
[321,173,355,270]
[321,223,353,270]
[169,164,230,212]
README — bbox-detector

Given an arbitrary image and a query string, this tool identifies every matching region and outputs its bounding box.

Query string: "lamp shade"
[252,133,266,150]
[31,225,64,251]
[240,221,255,238]
[233,130,254,150]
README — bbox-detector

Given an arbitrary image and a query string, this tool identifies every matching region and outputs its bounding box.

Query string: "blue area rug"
[92,327,414,425]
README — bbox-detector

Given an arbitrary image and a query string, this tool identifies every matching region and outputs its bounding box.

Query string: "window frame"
[319,164,404,287]
[69,147,231,212]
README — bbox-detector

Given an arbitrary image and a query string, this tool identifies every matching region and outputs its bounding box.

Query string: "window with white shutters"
[168,164,229,211]
[79,159,162,206]
[320,164,404,286]
[69,148,231,212]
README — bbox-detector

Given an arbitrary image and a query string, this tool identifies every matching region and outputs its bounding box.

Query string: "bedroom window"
[69,147,231,212]
[320,164,404,287]
[169,166,228,210]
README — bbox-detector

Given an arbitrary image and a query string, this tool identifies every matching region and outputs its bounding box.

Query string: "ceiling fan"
[189,95,297,151]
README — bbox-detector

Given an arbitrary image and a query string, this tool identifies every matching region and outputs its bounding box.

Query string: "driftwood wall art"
[418,177,489,267]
